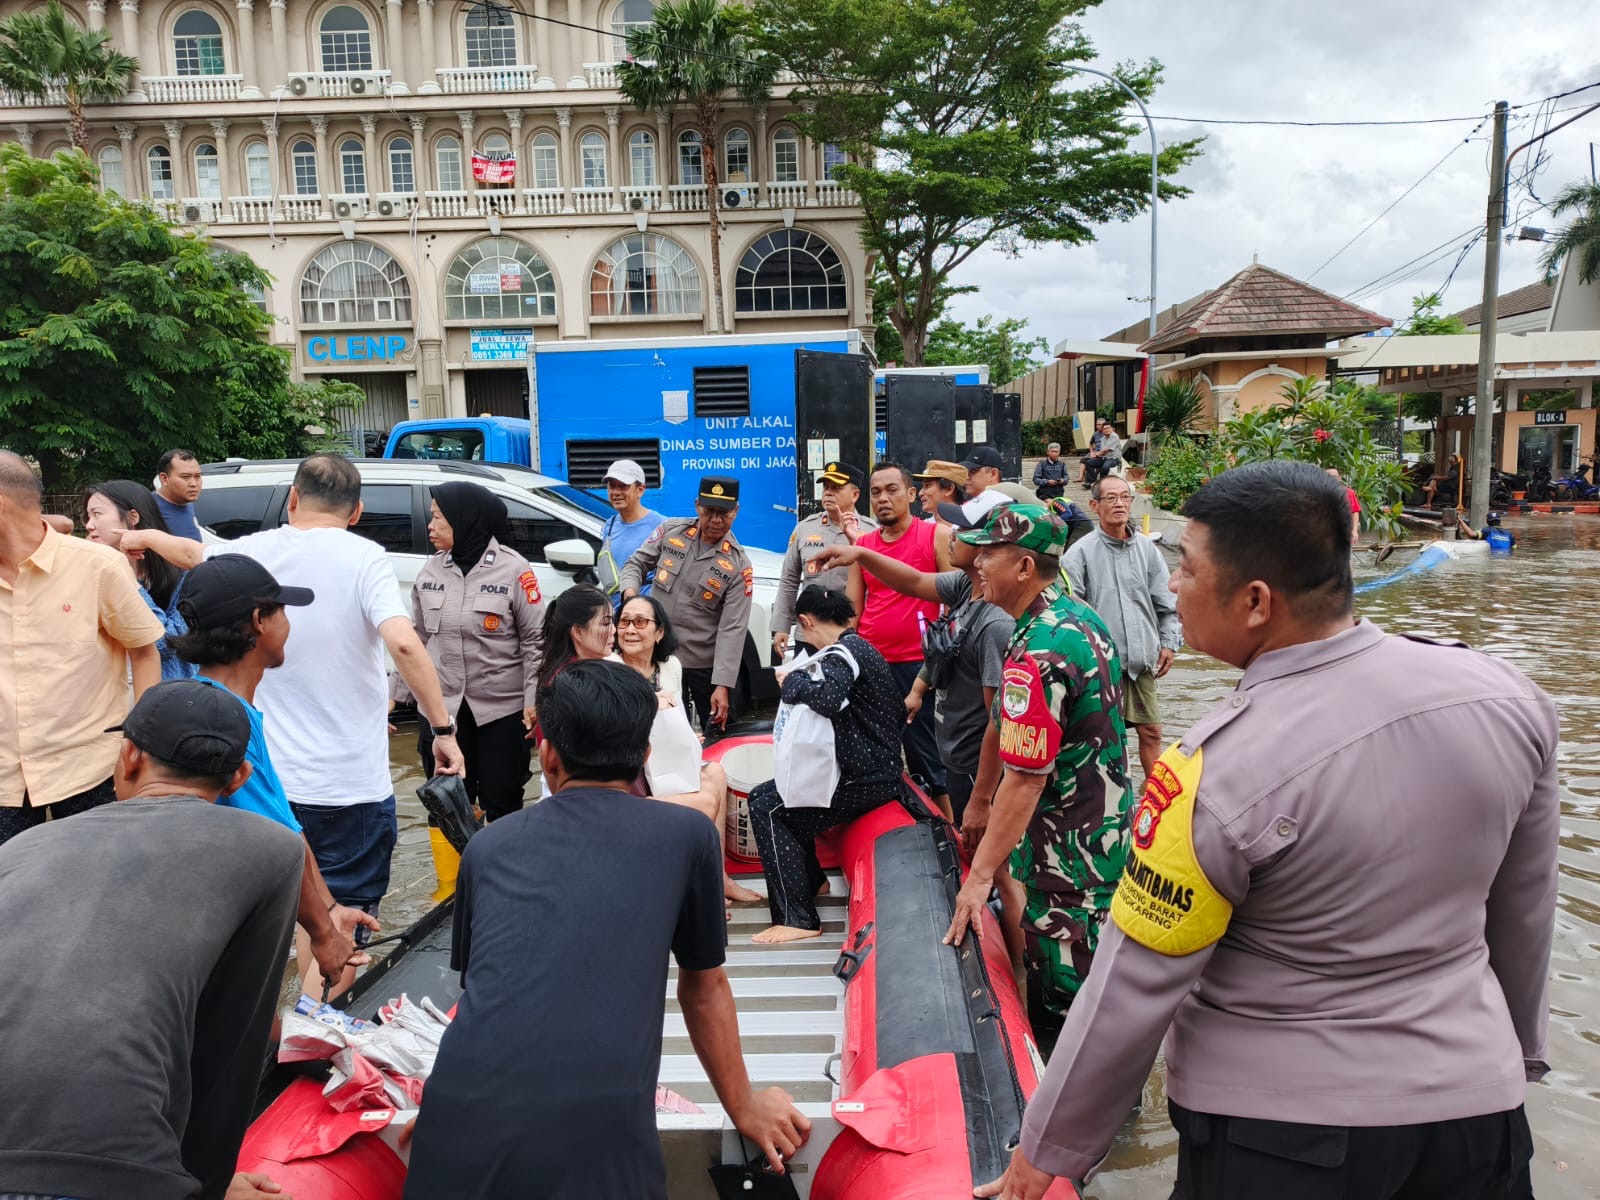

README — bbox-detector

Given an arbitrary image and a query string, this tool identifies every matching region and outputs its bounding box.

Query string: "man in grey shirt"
[979,462,1556,1200]
[0,680,304,1200]
[1065,474,1181,781]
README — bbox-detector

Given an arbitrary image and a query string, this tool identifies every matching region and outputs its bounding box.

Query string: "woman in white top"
[610,594,760,906]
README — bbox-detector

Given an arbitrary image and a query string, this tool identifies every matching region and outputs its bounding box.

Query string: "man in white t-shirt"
[124,454,464,995]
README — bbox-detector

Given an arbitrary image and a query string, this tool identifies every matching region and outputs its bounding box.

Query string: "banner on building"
[471,150,517,185]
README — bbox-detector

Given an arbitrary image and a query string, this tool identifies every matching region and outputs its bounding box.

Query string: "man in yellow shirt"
[0,452,164,846]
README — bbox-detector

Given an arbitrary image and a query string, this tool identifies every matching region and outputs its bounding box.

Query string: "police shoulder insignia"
[1111,743,1232,956]
[742,565,753,597]
[996,657,1059,771]
[517,570,541,605]
[647,525,665,544]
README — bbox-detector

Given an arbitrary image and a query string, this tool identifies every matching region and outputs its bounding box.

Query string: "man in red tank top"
[846,463,953,818]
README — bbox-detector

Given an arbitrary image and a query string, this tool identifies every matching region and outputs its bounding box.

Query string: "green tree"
[757,0,1199,365]
[0,0,137,150]
[1141,377,1204,453]
[1539,180,1600,286]
[218,378,368,460]
[924,312,1047,386]
[617,0,775,334]
[0,146,288,490]
[1396,292,1470,434]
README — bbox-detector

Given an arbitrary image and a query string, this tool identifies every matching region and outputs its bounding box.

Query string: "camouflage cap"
[957,502,1068,555]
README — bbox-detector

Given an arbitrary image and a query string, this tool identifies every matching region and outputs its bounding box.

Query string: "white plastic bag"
[772,643,858,809]
[645,701,704,797]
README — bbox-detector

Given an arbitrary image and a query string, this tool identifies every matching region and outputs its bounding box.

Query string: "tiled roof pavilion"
[1141,263,1391,355]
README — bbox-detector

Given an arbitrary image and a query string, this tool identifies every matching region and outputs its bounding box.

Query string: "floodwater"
[380,514,1600,1198]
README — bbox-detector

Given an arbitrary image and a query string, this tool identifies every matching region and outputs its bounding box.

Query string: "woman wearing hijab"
[407,481,547,830]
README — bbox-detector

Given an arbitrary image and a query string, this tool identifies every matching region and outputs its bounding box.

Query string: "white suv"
[193,458,783,704]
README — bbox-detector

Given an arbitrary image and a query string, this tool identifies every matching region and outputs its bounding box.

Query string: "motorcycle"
[1552,463,1599,501]
[1524,465,1556,504]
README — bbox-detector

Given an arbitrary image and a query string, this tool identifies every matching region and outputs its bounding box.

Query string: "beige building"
[0,0,872,432]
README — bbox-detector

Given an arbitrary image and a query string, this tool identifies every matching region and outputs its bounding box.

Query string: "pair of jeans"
[0,777,115,848]
[290,795,397,920]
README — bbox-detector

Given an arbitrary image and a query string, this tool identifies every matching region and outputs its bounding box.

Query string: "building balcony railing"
[155,179,857,226]
[143,75,243,103]
[282,70,392,100]
[582,62,620,89]
[522,186,565,215]
[436,65,544,94]
[0,83,68,107]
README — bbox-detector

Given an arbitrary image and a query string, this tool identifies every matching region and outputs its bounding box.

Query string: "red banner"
[471,151,516,185]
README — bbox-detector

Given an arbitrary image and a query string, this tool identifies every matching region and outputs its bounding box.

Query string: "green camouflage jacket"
[992,584,1133,905]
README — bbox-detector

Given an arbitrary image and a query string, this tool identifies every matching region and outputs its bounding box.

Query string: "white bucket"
[719,740,774,863]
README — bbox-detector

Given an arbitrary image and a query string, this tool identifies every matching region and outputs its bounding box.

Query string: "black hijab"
[432,482,509,576]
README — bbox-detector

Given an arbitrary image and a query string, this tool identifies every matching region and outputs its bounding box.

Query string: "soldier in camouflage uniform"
[943,504,1132,1049]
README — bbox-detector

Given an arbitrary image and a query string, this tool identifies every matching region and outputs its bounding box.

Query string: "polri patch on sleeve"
[1111,743,1232,955]
[647,524,665,544]
[997,656,1060,772]
[742,565,754,597]
[518,570,541,605]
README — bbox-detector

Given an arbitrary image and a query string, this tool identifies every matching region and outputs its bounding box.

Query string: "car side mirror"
[546,539,597,574]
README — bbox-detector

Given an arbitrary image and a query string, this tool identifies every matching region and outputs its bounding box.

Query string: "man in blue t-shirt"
[152,448,205,541]
[171,553,377,988]
[596,458,663,606]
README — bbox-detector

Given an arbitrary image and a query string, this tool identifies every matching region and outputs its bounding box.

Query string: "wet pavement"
[381,513,1600,1197]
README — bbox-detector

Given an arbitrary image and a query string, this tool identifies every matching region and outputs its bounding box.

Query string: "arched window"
[300,240,412,324]
[579,131,607,189]
[444,236,556,320]
[464,1,516,68]
[608,0,654,59]
[628,129,655,187]
[772,126,799,183]
[243,140,272,196]
[529,131,558,189]
[723,128,750,182]
[387,136,414,192]
[290,138,318,194]
[736,229,846,313]
[193,142,221,199]
[319,5,373,73]
[479,132,512,189]
[823,142,847,180]
[435,135,463,191]
[147,145,175,200]
[338,138,366,194]
[590,232,701,317]
[173,10,225,76]
[677,130,702,185]
[97,146,125,194]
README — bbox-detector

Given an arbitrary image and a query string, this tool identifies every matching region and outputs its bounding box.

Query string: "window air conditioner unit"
[288,76,313,97]
[375,192,412,217]
[721,186,753,209]
[347,73,383,96]
[183,203,205,224]
[628,194,651,212]
[332,196,368,219]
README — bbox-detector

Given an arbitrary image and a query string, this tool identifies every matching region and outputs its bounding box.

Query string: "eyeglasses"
[616,616,656,629]
[1098,492,1134,505]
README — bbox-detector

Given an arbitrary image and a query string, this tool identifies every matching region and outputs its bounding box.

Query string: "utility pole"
[1469,100,1508,530]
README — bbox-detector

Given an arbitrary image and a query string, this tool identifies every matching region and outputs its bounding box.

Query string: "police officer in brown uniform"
[773,462,876,659]
[618,476,753,739]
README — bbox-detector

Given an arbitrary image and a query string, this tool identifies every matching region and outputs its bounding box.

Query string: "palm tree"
[1141,377,1205,453]
[1540,180,1600,286]
[0,0,137,152]
[617,0,775,333]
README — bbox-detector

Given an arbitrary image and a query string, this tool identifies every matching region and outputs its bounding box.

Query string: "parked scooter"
[1524,465,1556,503]
[1553,463,1599,501]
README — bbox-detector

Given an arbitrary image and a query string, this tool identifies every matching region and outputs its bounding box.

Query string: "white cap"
[603,459,647,486]
[961,488,1008,524]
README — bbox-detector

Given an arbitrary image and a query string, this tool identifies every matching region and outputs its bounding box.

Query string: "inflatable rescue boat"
[240,731,1075,1199]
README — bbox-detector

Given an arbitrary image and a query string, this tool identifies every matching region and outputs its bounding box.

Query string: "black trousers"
[749,779,897,930]
[682,666,741,744]
[0,776,115,847]
[946,767,976,823]
[887,660,946,795]
[1167,1100,1534,1200]
[419,700,530,824]
[1083,456,1119,485]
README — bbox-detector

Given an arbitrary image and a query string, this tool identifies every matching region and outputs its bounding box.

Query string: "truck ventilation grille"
[693,365,751,417]
[566,439,662,488]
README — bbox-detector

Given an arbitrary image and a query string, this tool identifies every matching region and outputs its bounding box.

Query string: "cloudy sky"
[944,0,1600,347]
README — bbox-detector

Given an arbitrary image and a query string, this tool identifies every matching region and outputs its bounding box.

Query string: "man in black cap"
[773,461,877,659]
[618,475,754,738]
[961,446,1007,522]
[0,679,304,1200]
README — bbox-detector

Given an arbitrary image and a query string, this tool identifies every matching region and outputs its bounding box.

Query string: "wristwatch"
[431,719,458,737]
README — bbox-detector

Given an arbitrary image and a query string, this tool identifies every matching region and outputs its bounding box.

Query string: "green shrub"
[1021,413,1078,456]
[1145,436,1209,513]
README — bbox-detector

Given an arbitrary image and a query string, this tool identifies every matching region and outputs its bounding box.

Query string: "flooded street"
[382,514,1600,1197]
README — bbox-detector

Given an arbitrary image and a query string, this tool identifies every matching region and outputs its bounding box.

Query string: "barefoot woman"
[750,586,905,944]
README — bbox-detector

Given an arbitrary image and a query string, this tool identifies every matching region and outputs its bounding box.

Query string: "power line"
[1340,224,1482,303]
[1306,118,1488,282]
